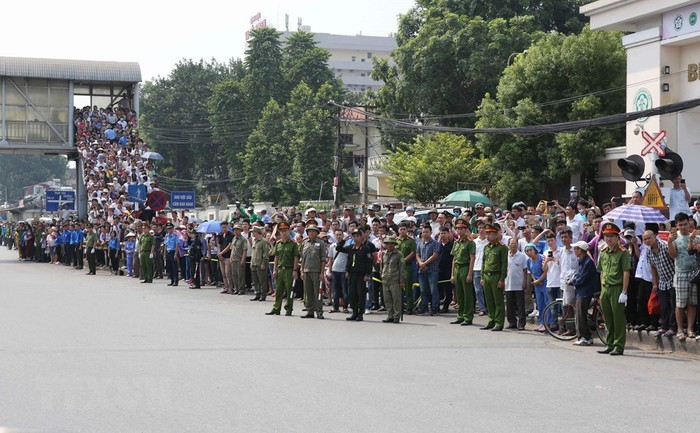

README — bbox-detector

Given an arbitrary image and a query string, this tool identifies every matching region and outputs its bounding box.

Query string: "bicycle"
[542,294,606,344]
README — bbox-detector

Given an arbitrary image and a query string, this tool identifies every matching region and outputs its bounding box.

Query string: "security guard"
[266,222,299,316]
[299,221,327,319]
[380,236,406,323]
[451,219,476,325]
[231,224,248,295]
[596,222,631,356]
[396,222,417,314]
[480,223,508,331]
[250,226,271,302]
[139,224,155,283]
[85,224,98,275]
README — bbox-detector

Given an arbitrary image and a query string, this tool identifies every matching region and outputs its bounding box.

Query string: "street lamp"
[507,49,529,67]
[319,181,329,201]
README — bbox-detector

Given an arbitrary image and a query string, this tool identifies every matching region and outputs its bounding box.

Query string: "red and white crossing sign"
[641,130,666,157]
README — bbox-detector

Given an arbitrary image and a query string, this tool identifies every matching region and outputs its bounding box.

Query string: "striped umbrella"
[603,205,667,223]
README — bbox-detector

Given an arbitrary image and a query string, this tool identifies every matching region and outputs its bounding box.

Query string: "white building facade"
[583,0,700,197]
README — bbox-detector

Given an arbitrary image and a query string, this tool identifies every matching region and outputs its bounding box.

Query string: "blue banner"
[171,191,195,209]
[46,190,75,211]
[128,185,148,204]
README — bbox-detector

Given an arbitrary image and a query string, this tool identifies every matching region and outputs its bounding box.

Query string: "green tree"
[384,133,483,205]
[475,26,626,204]
[0,155,67,201]
[282,31,339,94]
[243,28,285,113]
[242,100,289,203]
[140,58,234,195]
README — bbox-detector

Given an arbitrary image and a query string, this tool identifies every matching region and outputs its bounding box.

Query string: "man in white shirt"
[472,221,490,315]
[543,232,561,330]
[669,175,691,220]
[565,205,584,243]
[627,230,656,331]
[558,227,578,336]
[505,238,528,330]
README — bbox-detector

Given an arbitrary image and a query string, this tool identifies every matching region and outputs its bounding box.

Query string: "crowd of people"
[2,106,700,357]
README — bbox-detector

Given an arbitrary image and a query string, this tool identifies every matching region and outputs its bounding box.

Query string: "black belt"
[454,263,469,267]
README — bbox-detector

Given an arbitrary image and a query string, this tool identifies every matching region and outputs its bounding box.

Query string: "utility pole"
[363,107,369,206]
[334,105,342,208]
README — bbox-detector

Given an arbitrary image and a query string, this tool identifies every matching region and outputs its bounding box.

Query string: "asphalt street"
[0,246,698,433]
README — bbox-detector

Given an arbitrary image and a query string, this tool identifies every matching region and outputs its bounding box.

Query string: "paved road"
[0,246,698,433]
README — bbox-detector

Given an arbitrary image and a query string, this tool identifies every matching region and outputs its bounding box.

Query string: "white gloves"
[149,253,154,259]
[618,292,628,304]
[91,248,95,254]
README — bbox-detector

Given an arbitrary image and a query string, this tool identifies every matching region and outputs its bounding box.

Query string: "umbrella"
[196,220,226,234]
[189,217,203,224]
[440,190,493,208]
[141,151,164,161]
[602,205,667,223]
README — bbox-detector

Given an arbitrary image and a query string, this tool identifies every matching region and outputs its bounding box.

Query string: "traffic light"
[655,151,684,180]
[617,155,645,181]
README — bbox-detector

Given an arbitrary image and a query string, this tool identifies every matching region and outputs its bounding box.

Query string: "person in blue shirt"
[108,231,121,275]
[163,223,179,286]
[124,233,137,276]
[62,225,72,266]
[75,223,85,269]
[525,243,548,332]
[69,224,80,268]
[571,241,597,346]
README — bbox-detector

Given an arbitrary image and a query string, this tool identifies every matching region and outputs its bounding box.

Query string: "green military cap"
[383,236,398,244]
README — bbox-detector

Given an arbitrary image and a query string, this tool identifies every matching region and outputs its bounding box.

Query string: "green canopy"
[440,190,493,208]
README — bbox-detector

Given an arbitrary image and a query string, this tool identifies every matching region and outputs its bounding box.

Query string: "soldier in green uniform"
[250,226,271,301]
[480,224,508,331]
[450,219,476,325]
[299,221,327,319]
[396,222,417,314]
[266,222,299,316]
[139,225,155,283]
[596,222,631,356]
[380,236,406,323]
[85,224,98,275]
[231,224,248,295]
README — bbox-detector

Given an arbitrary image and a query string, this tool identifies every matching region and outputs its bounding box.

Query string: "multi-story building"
[280,28,397,93]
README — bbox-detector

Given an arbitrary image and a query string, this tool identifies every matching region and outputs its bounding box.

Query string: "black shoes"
[355,315,363,322]
[382,317,394,323]
[265,310,280,316]
[284,310,293,316]
[491,326,503,332]
[189,286,200,289]
[480,324,494,330]
[347,313,358,321]
[316,312,324,320]
[506,324,518,329]
[450,318,464,325]
[597,348,613,354]
[609,349,624,356]
[250,296,260,301]
[259,296,266,302]
[300,312,315,319]
[460,321,473,326]
[393,318,400,324]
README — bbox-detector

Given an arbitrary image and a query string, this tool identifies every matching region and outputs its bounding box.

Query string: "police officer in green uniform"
[139,225,155,283]
[299,221,327,319]
[250,226,271,302]
[396,222,417,314]
[596,222,631,356]
[380,236,406,323]
[231,224,248,295]
[480,223,508,331]
[450,219,476,325]
[266,222,299,316]
[85,224,98,275]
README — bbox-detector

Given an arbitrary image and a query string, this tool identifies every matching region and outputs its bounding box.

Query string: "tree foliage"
[475,26,626,204]
[0,155,67,201]
[384,133,483,205]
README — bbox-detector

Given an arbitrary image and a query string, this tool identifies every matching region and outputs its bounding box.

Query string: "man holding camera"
[669,175,691,221]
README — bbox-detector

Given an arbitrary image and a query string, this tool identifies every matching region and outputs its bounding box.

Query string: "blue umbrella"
[603,205,667,223]
[141,151,165,161]
[196,220,225,233]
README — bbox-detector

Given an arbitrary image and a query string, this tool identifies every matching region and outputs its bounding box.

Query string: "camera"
[547,201,555,206]
[547,251,553,258]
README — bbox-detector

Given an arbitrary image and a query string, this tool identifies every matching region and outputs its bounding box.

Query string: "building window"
[352,56,356,62]
[361,58,365,62]
[340,133,354,145]
[360,73,365,77]
[368,52,373,59]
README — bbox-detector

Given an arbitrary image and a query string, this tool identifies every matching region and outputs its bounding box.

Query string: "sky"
[2,0,416,82]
